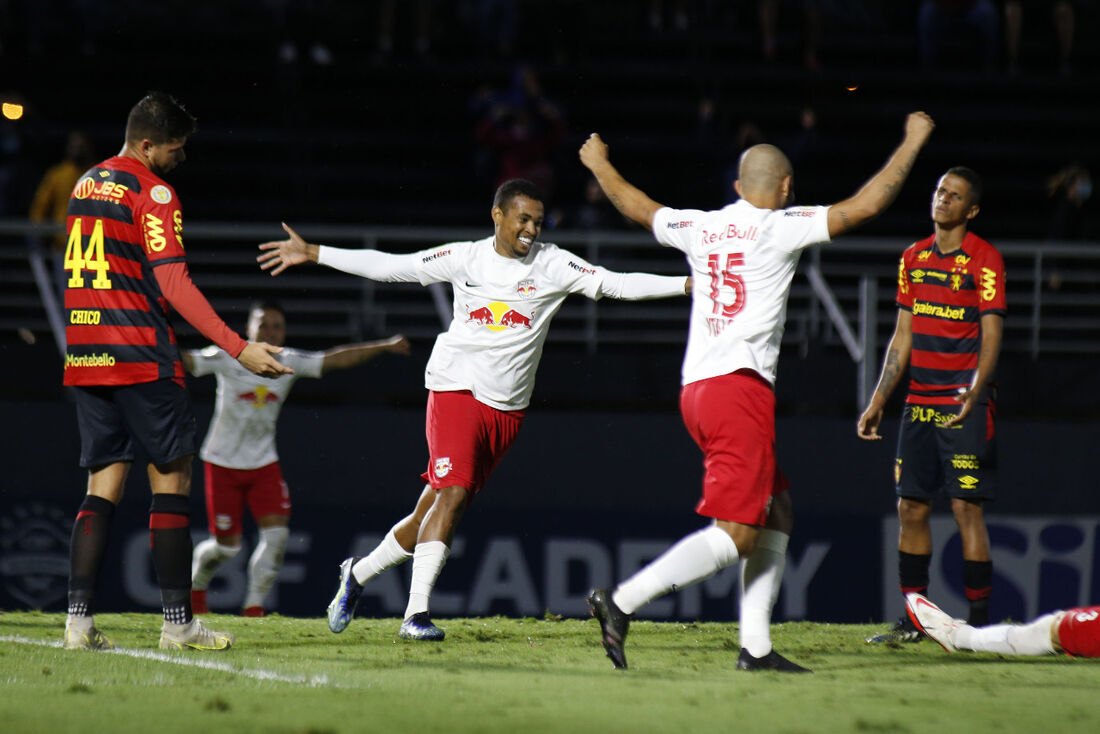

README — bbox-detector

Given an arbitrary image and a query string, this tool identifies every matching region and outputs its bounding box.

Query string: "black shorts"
[894,402,997,502]
[74,380,196,469]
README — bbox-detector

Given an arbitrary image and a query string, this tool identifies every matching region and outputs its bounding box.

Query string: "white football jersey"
[413,236,617,410]
[653,200,831,386]
[187,346,324,469]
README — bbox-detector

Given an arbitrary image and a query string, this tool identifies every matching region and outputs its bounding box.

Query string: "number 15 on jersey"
[707,252,746,318]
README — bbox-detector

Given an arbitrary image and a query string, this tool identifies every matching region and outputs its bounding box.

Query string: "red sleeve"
[976,245,1007,314]
[153,261,247,358]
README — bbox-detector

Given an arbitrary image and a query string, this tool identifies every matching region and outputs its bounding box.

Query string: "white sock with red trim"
[612,525,739,615]
[352,528,413,585]
[191,537,240,590]
[739,528,789,658]
[404,541,450,620]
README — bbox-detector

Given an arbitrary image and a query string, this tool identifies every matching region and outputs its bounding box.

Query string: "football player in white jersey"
[183,301,409,616]
[258,178,691,641]
[577,112,936,670]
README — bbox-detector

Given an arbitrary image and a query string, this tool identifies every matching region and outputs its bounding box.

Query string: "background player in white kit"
[257,179,691,640]
[578,111,936,671]
[183,301,409,616]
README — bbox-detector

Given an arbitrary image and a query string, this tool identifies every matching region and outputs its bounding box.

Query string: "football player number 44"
[707,252,746,318]
[64,217,112,289]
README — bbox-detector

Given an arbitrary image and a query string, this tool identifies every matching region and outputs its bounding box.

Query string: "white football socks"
[404,540,450,620]
[739,529,789,658]
[613,525,740,616]
[352,528,414,585]
[954,614,1057,656]
[244,526,288,609]
[191,537,241,590]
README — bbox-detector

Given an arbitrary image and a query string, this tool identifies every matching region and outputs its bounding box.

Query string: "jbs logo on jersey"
[72,177,129,202]
[980,267,998,301]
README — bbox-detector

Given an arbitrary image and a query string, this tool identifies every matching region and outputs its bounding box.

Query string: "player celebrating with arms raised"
[578,111,935,671]
[258,178,690,641]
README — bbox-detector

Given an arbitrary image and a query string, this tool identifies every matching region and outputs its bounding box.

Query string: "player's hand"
[237,341,294,378]
[258,222,318,276]
[857,405,883,440]
[579,133,610,172]
[904,112,935,147]
[942,389,976,428]
[684,276,693,295]
[383,334,412,356]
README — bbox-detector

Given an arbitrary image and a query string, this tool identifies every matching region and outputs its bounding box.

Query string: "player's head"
[491,179,545,259]
[734,144,794,209]
[931,167,981,229]
[246,300,287,347]
[124,92,197,176]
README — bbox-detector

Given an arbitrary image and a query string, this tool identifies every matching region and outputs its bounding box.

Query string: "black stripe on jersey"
[87,166,143,193]
[149,256,188,267]
[67,342,168,363]
[68,198,135,224]
[912,332,979,355]
[910,365,972,390]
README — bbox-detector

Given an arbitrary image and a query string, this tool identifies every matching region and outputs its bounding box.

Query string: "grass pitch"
[2,611,1098,734]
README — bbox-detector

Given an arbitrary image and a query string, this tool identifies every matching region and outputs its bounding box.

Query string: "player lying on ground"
[906,593,1100,658]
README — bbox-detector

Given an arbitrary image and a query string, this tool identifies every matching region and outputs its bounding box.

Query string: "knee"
[897,498,931,527]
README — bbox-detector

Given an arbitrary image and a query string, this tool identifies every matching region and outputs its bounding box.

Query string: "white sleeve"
[769,205,832,253]
[187,345,228,377]
[282,349,325,379]
[598,271,688,300]
[317,246,421,283]
[652,207,706,252]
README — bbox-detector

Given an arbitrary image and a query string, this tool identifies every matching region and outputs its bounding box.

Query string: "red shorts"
[679,370,789,526]
[203,460,291,537]
[1056,606,1100,658]
[420,390,525,497]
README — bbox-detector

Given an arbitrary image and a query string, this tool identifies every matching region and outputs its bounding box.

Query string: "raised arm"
[857,309,913,440]
[579,134,665,231]
[321,335,411,374]
[258,223,421,282]
[828,112,936,238]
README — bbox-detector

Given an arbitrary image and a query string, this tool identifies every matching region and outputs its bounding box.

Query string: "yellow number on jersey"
[64,217,112,290]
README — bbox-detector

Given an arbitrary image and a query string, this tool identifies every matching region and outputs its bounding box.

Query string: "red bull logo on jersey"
[465,302,533,331]
[238,386,280,408]
[434,457,453,478]
[701,223,758,245]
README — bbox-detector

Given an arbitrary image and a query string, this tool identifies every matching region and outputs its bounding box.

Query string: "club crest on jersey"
[434,457,453,477]
[150,185,173,205]
[516,279,536,298]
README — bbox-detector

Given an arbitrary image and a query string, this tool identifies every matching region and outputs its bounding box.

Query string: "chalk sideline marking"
[1,634,346,687]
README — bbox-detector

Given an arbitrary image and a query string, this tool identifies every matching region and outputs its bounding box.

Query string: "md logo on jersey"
[237,385,280,408]
[465,302,532,331]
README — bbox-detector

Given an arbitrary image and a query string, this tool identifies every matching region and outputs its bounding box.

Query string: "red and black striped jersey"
[63,156,191,386]
[895,232,1006,405]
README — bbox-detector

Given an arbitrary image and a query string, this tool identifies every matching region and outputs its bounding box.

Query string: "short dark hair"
[492,179,545,212]
[250,300,285,318]
[125,92,197,146]
[945,166,983,206]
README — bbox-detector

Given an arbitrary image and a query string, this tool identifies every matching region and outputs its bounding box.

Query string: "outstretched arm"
[579,134,664,231]
[827,112,936,238]
[599,271,692,300]
[258,223,420,282]
[321,335,411,374]
[857,310,912,440]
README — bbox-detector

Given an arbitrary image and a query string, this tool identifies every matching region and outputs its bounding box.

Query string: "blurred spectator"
[563,177,627,231]
[264,0,335,66]
[1004,0,1075,76]
[1044,162,1093,290]
[29,129,96,253]
[759,0,823,70]
[472,64,567,199]
[375,0,434,63]
[918,0,999,72]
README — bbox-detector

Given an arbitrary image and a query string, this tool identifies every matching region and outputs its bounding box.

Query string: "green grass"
[2,611,1099,734]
